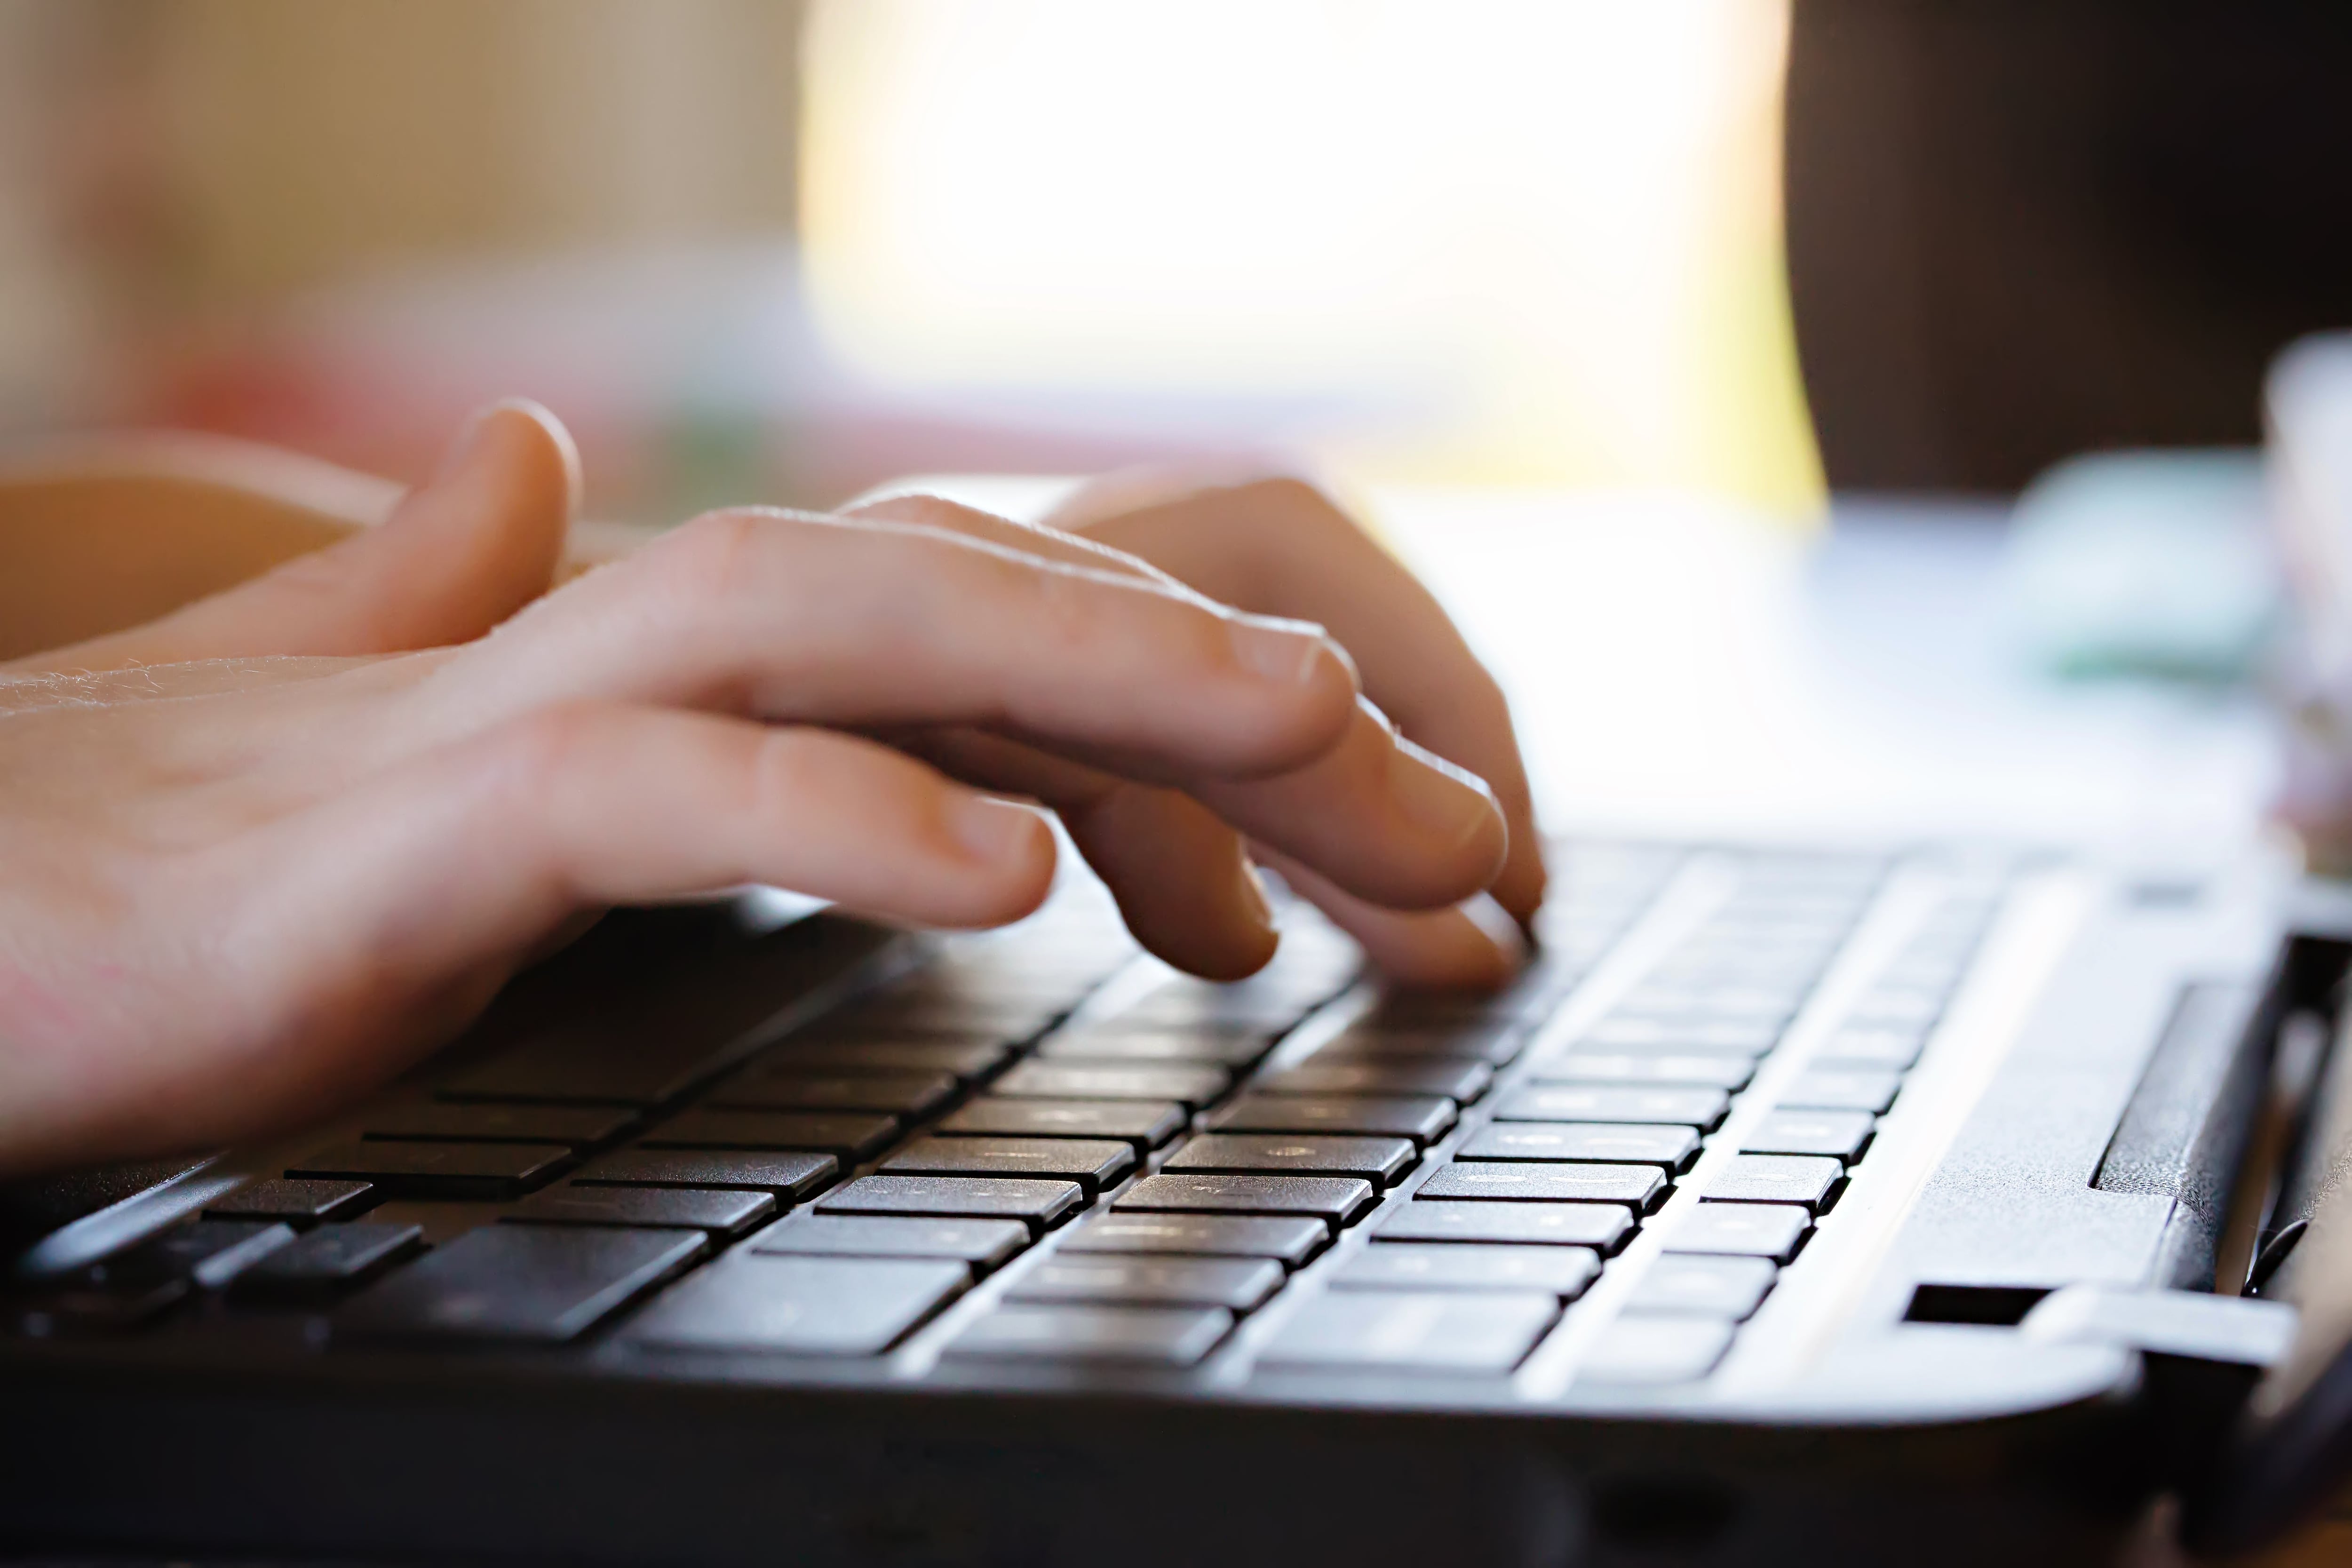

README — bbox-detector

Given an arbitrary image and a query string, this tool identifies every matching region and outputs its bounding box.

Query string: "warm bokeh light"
[801,0,1822,513]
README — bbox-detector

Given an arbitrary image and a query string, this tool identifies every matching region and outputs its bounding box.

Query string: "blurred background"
[5,0,2352,849]
[3,0,2347,521]
[0,0,1818,521]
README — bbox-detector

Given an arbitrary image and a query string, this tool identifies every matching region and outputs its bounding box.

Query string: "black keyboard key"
[1780,1068,1900,1114]
[631,1255,967,1354]
[817,1175,1081,1235]
[334,1225,704,1343]
[205,1178,376,1226]
[142,1218,298,1289]
[1315,1021,1526,1064]
[1495,1085,1728,1129]
[1417,1162,1666,1210]
[359,1102,637,1146]
[1208,1093,1456,1146]
[1007,1256,1283,1312]
[1377,1201,1632,1251]
[1036,1028,1271,1068]
[827,997,1070,1043]
[1529,1052,1754,1090]
[1741,1108,1874,1162]
[1461,1122,1700,1171]
[1575,1316,1735,1385]
[752,1214,1028,1274]
[438,1023,730,1107]
[1060,1213,1327,1267]
[993,1061,1228,1109]
[509,1186,776,1236]
[1626,1254,1776,1319]
[935,1097,1187,1150]
[640,1109,898,1162]
[1257,1291,1557,1374]
[767,1036,1011,1079]
[707,1070,957,1117]
[230,1222,423,1302]
[1706,1154,1844,1211]
[1668,1202,1812,1261]
[572,1148,837,1200]
[287,1140,570,1200]
[1258,1059,1493,1102]
[1332,1243,1600,1298]
[946,1305,1232,1366]
[882,1136,1135,1195]
[1115,1173,1375,1232]
[1163,1133,1415,1186]
[10,1273,188,1337]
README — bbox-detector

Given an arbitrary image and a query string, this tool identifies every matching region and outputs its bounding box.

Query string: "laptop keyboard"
[6,842,2003,1393]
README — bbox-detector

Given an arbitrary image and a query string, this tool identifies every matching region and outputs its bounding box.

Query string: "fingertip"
[944,795,1058,925]
[1167,859,1281,981]
[1387,734,1510,897]
[1264,849,1525,990]
[486,398,584,523]
[1491,835,1549,930]
[1217,616,1361,774]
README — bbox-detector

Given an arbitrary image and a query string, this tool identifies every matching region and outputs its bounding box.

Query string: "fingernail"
[431,402,507,483]
[431,398,583,515]
[953,794,1045,864]
[1228,614,1330,685]
[1390,735,1502,849]
[1237,859,1276,931]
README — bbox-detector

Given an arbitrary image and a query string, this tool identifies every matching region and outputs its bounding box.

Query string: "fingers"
[170,702,1051,1138]
[1253,846,1526,990]
[843,495,1502,921]
[903,725,1280,981]
[39,401,577,671]
[1054,473,1547,926]
[1188,699,1509,911]
[440,506,1362,781]
[241,700,1056,999]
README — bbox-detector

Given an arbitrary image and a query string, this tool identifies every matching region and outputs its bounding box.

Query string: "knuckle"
[1243,474,1355,534]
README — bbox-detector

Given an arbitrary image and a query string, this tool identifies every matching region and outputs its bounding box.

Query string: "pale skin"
[0,403,1545,1177]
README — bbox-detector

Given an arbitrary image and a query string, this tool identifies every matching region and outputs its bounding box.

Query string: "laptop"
[6,823,2352,1565]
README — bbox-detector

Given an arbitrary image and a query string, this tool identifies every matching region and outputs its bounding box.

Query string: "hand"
[0,420,1509,1173]
[1038,465,1545,982]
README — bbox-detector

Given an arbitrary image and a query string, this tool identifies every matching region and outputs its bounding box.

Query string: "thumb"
[50,400,579,669]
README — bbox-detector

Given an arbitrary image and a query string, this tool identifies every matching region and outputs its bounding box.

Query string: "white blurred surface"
[914,477,2279,865]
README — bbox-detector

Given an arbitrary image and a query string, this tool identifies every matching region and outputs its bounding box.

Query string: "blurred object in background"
[1786,0,2352,493]
[0,0,1820,522]
[1996,450,2277,685]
